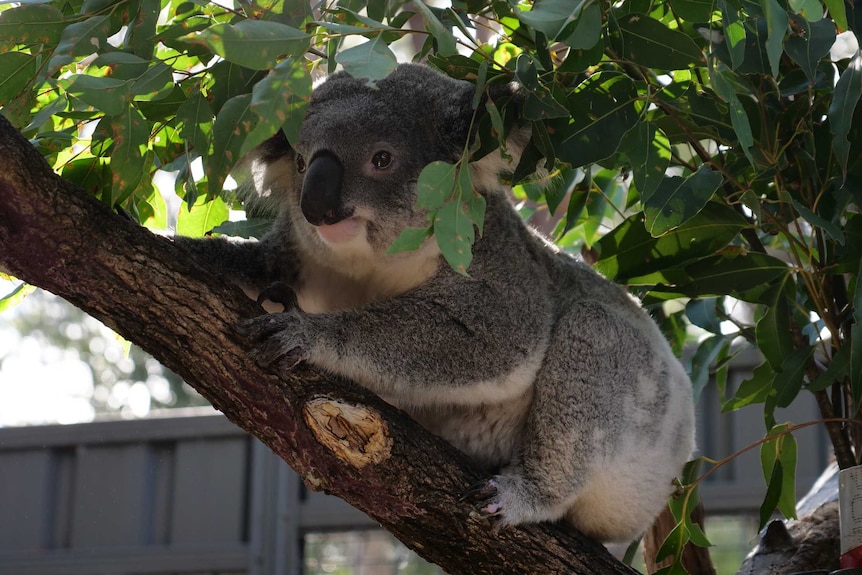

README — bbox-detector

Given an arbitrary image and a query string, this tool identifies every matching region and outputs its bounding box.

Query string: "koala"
[176,63,695,543]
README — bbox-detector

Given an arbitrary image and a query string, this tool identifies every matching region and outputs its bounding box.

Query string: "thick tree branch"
[0,115,638,575]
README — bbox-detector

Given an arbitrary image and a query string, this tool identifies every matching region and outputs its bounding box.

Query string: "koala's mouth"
[315,216,365,244]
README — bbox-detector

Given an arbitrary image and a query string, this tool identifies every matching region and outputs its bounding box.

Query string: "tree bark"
[0,115,639,575]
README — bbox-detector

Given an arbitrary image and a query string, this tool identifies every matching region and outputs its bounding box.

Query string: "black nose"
[301,152,344,225]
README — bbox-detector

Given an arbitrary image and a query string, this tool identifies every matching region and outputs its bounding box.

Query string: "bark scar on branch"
[304,395,393,468]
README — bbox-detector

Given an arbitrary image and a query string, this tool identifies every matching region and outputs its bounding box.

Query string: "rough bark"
[0,114,639,575]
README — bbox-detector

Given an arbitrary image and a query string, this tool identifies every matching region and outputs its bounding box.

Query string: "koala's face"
[291,64,475,256]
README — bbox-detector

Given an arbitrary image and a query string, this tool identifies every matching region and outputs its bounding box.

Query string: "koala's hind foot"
[461,471,574,529]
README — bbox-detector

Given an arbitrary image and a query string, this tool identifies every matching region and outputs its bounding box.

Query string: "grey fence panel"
[0,449,52,549]
[171,438,249,545]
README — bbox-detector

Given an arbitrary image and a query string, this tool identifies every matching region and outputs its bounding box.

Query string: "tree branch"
[0,115,638,575]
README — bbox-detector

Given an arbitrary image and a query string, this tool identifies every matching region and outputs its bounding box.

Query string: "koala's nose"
[301,151,344,225]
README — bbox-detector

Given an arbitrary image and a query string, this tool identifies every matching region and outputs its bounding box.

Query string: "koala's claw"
[460,478,505,518]
[237,315,307,373]
[257,282,298,309]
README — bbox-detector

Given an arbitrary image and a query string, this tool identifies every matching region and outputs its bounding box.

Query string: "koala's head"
[292,64,485,253]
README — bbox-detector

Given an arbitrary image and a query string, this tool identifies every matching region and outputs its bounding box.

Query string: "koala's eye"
[296,154,306,173]
[371,150,393,170]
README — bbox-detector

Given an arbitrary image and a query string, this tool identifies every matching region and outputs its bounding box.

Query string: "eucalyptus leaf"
[434,196,475,275]
[515,0,590,40]
[108,104,150,204]
[643,167,723,236]
[0,53,38,106]
[65,75,131,116]
[830,51,862,181]
[179,20,310,70]
[209,94,259,197]
[336,37,398,83]
[414,1,458,57]
[48,15,112,74]
[616,13,704,70]
[247,57,312,153]
[784,16,835,81]
[177,195,230,237]
[0,3,67,48]
[760,0,788,77]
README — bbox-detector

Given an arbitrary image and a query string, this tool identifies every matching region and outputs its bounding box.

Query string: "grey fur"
[176,64,695,543]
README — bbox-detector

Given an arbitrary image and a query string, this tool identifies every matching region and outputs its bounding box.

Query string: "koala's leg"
[466,302,692,543]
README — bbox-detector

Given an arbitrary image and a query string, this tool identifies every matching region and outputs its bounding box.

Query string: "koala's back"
[541,257,694,539]
[442,194,694,541]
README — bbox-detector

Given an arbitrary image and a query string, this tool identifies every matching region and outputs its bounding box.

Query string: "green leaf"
[810,344,850,391]
[759,460,784,528]
[756,278,795,370]
[655,252,789,301]
[823,0,848,31]
[789,197,845,244]
[177,195,230,237]
[595,202,747,281]
[719,0,747,69]
[48,15,112,74]
[688,335,728,402]
[416,161,458,211]
[621,122,671,200]
[724,360,775,411]
[180,20,310,70]
[0,53,38,106]
[551,76,640,167]
[686,298,723,333]
[65,75,131,116]
[710,62,755,164]
[414,1,458,57]
[788,0,823,21]
[0,282,36,313]
[656,522,689,563]
[434,196,475,275]
[246,57,311,153]
[830,51,862,181]
[760,424,798,526]
[616,13,704,70]
[643,167,723,236]
[515,0,590,40]
[561,3,603,50]
[0,4,68,48]
[335,36,398,83]
[131,63,174,101]
[760,0,788,77]
[388,226,433,255]
[784,16,836,81]
[108,104,150,205]
[514,54,570,120]
[774,347,813,408]
[209,94,259,196]
[669,0,716,22]
[175,91,213,157]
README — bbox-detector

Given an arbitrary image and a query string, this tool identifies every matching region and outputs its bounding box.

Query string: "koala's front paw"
[238,313,307,374]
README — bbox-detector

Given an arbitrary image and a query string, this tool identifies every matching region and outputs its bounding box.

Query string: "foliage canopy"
[2,0,862,571]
